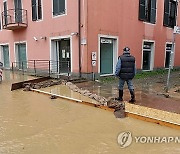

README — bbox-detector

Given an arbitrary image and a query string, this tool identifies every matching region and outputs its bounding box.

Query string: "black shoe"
[115,90,123,101]
[129,99,136,104]
[115,97,123,101]
[129,89,136,104]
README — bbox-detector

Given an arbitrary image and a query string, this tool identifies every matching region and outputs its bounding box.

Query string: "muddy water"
[0,71,180,154]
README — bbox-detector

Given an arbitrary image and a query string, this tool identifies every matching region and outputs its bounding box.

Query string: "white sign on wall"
[174,26,180,34]
[92,61,96,66]
[91,52,96,61]
[91,52,96,67]
[101,38,112,44]
[81,38,87,45]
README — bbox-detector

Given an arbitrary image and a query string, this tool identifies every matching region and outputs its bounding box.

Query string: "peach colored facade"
[0,0,180,78]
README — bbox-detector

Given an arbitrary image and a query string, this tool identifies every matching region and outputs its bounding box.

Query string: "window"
[32,0,42,21]
[165,44,172,68]
[163,0,177,28]
[53,0,65,16]
[142,42,154,70]
[139,0,157,24]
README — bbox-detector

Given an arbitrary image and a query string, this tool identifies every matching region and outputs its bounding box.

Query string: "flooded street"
[0,71,180,154]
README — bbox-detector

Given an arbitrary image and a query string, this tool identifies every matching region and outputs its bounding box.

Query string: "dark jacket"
[115,53,135,80]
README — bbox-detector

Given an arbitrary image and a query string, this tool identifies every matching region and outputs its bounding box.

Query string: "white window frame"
[98,34,119,76]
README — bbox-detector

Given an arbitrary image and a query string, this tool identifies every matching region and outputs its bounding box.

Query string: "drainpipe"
[78,0,82,77]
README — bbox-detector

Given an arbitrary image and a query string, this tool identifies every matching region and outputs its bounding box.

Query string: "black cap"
[123,47,130,53]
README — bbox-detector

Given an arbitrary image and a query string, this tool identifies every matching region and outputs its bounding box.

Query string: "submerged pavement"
[0,71,180,154]
[76,81,180,114]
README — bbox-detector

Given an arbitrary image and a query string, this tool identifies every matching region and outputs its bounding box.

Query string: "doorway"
[51,38,71,74]
[15,43,27,69]
[100,38,114,75]
[2,45,10,68]
[59,39,71,73]
[165,43,172,68]
[142,41,154,71]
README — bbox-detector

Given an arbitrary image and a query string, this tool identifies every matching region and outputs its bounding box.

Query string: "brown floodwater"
[0,71,180,154]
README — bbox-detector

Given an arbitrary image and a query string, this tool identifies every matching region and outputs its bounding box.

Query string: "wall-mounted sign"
[62,50,66,58]
[92,60,96,66]
[101,38,112,44]
[81,38,87,45]
[66,52,70,58]
[91,52,96,61]
[174,26,180,34]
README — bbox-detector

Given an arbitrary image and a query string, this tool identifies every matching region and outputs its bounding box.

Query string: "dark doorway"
[59,39,71,74]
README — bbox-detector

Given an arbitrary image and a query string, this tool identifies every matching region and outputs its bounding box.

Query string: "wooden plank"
[11,76,50,91]
[126,112,180,130]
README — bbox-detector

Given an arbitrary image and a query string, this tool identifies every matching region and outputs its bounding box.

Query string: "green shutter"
[53,0,58,15]
[14,0,22,23]
[139,0,146,21]
[169,1,177,27]
[18,44,27,69]
[32,0,37,21]
[3,1,8,25]
[59,0,65,14]
[38,0,42,19]
[3,45,10,68]
[150,0,156,24]
[163,0,170,26]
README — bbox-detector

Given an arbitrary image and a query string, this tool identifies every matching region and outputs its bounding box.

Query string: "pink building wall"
[0,0,180,77]
[86,0,180,73]
[0,0,80,72]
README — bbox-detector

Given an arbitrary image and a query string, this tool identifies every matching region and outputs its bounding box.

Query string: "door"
[14,0,22,23]
[165,44,172,68]
[142,42,153,70]
[142,51,151,70]
[59,39,71,74]
[17,43,27,69]
[2,45,10,68]
[100,38,113,75]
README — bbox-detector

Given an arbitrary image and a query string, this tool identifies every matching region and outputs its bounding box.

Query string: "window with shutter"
[32,0,37,21]
[37,0,42,20]
[32,0,42,21]
[138,0,156,24]
[163,0,170,26]
[139,0,146,20]
[53,0,66,16]
[150,0,156,23]
[163,0,177,28]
